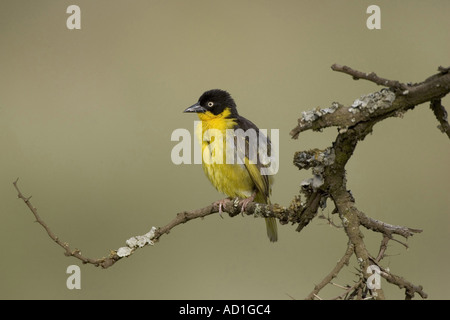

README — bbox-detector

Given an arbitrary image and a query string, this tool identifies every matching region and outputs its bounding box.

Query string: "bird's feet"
[239,193,256,215]
[213,198,232,218]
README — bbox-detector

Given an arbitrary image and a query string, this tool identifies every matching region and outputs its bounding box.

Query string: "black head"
[184,89,238,117]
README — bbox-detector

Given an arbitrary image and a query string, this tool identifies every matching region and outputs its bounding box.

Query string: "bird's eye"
[207,101,214,107]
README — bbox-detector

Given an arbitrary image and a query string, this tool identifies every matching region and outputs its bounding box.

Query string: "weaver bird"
[184,89,278,242]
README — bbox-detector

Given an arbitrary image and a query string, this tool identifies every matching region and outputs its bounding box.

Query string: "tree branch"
[289,65,448,299]
[331,64,409,92]
[13,178,310,269]
[13,178,118,268]
[290,64,450,139]
[378,266,428,300]
[358,211,422,239]
[430,99,450,139]
[305,243,354,300]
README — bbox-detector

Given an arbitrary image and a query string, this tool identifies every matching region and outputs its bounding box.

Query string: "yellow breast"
[196,109,254,198]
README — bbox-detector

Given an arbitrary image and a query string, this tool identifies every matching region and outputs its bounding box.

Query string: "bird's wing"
[228,116,273,202]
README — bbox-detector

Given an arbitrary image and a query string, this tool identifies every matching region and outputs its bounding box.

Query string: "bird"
[183,89,278,242]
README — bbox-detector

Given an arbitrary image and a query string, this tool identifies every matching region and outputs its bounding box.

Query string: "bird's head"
[184,89,238,119]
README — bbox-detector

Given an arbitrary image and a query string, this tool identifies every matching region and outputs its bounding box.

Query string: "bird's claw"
[214,198,231,219]
[239,194,256,216]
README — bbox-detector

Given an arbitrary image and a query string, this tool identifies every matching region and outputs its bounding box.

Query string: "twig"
[13,178,311,269]
[358,211,422,239]
[305,243,354,300]
[13,178,116,268]
[430,99,450,139]
[374,235,390,262]
[318,213,343,229]
[330,282,350,290]
[379,267,428,300]
[331,64,409,92]
[331,279,364,300]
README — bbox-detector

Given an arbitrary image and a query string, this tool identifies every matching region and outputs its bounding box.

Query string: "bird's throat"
[197,107,236,132]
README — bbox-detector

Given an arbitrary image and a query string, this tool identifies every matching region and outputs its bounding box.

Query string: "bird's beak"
[183,102,206,113]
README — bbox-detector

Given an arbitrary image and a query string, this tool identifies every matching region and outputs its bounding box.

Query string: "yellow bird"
[184,89,278,242]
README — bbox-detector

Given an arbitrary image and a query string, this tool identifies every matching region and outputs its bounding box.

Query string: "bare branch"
[374,235,391,263]
[291,65,450,139]
[379,266,428,300]
[430,99,450,139]
[331,64,409,92]
[331,279,364,300]
[13,178,117,268]
[305,243,354,300]
[13,179,312,269]
[358,211,422,239]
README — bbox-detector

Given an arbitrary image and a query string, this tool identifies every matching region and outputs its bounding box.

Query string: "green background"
[1,0,449,299]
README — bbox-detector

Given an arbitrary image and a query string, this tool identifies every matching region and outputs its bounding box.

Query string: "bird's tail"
[265,217,278,242]
[257,195,277,242]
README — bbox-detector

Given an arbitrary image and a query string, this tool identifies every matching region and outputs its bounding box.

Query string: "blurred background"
[1,0,449,300]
